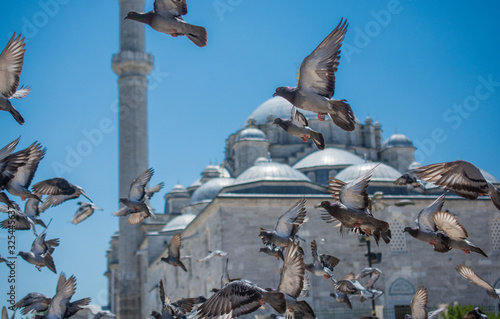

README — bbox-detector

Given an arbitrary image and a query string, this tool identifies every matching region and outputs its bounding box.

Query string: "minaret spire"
[111,0,153,318]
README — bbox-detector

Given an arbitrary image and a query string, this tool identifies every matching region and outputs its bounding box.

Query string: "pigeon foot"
[464,249,470,254]
[302,136,308,142]
[317,113,326,121]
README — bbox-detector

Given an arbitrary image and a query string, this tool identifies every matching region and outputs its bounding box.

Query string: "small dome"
[408,162,422,170]
[254,156,270,165]
[382,134,414,149]
[293,148,364,170]
[161,213,196,232]
[480,169,499,184]
[170,184,187,193]
[189,177,235,204]
[235,127,267,142]
[335,162,402,183]
[234,161,310,185]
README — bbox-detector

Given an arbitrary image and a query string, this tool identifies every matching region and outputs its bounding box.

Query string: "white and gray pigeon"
[405,286,447,319]
[18,223,59,273]
[412,160,500,211]
[259,197,308,249]
[404,193,451,253]
[273,107,325,150]
[305,239,340,279]
[259,243,285,261]
[273,18,356,131]
[432,211,487,257]
[72,202,103,225]
[0,201,43,234]
[33,177,92,211]
[125,0,207,47]
[354,267,383,290]
[456,265,500,300]
[196,250,228,262]
[464,307,489,319]
[0,33,31,125]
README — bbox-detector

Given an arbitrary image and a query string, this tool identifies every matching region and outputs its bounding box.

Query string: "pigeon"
[18,224,59,273]
[0,136,20,160]
[432,211,487,257]
[36,273,91,319]
[125,0,207,47]
[72,202,103,225]
[115,168,159,224]
[305,239,340,279]
[196,250,228,262]
[317,165,391,245]
[259,197,308,249]
[464,307,489,319]
[161,233,188,272]
[404,286,447,319]
[278,241,316,319]
[13,292,52,315]
[329,290,352,309]
[455,265,500,300]
[1,306,14,319]
[0,33,30,125]
[259,243,285,261]
[394,171,423,190]
[329,272,372,299]
[93,311,116,319]
[33,177,92,211]
[411,160,500,210]
[1,141,46,201]
[273,19,356,131]
[0,201,43,234]
[403,193,452,253]
[151,279,196,319]
[354,268,382,289]
[273,107,325,150]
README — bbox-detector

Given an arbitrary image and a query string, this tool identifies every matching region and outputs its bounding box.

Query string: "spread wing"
[154,0,187,17]
[0,137,20,161]
[278,241,304,298]
[456,265,493,291]
[414,160,488,199]
[128,168,154,202]
[32,177,75,196]
[47,274,77,318]
[290,106,308,128]
[168,233,182,259]
[432,211,468,240]
[274,197,307,237]
[416,193,446,232]
[297,19,348,98]
[334,164,377,211]
[410,287,428,319]
[0,33,26,98]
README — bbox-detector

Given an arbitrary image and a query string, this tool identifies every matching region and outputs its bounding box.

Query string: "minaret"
[111,1,153,318]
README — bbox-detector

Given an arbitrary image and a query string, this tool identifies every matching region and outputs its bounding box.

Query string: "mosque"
[106,96,500,319]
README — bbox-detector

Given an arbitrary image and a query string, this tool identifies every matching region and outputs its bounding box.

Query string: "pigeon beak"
[272,92,278,97]
[314,204,322,209]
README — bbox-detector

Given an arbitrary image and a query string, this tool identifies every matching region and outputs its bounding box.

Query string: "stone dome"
[234,161,310,185]
[382,133,414,149]
[235,127,267,142]
[170,184,187,193]
[188,165,231,189]
[335,162,402,183]
[293,148,364,170]
[408,161,422,170]
[161,213,196,232]
[189,177,235,204]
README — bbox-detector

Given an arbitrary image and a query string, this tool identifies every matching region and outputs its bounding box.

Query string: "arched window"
[389,278,415,296]
[491,218,500,251]
[389,218,407,252]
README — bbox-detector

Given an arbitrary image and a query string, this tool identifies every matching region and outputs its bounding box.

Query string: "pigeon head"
[315,201,332,210]
[272,118,288,130]
[403,227,418,237]
[273,86,297,104]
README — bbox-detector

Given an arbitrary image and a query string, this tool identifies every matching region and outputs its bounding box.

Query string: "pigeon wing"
[274,197,307,237]
[8,143,45,189]
[290,107,308,128]
[47,274,77,318]
[154,0,187,17]
[0,137,20,161]
[432,211,468,240]
[278,241,304,299]
[456,265,493,291]
[0,33,26,98]
[168,233,182,259]
[416,193,446,232]
[32,177,75,196]
[128,168,154,202]
[297,19,348,98]
[410,287,428,319]
[338,165,377,210]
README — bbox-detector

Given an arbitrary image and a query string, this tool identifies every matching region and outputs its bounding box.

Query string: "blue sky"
[1,0,500,314]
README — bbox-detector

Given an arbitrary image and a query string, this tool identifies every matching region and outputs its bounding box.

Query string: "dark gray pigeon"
[464,307,489,319]
[18,224,59,273]
[456,265,500,300]
[273,106,325,150]
[259,243,285,261]
[72,202,103,225]
[125,0,207,47]
[412,160,500,210]
[0,33,30,125]
[13,292,51,315]
[0,201,42,234]
[273,19,356,131]
[151,279,196,319]
[161,233,188,272]
[305,239,340,279]
[33,177,92,211]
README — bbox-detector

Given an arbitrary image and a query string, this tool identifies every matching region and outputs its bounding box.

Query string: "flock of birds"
[0,0,499,318]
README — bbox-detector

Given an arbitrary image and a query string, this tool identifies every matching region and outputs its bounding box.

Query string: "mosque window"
[491,218,500,251]
[389,278,415,295]
[389,218,407,252]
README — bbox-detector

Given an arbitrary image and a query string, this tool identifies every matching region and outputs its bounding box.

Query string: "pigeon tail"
[470,245,488,258]
[381,229,391,244]
[310,131,325,150]
[328,99,355,131]
[186,24,207,47]
[262,291,286,314]
[295,300,316,319]
[488,183,500,211]
[43,254,57,274]
[8,103,25,125]
[178,260,188,272]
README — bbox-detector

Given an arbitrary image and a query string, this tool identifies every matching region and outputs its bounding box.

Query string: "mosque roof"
[234,159,310,185]
[335,162,402,183]
[189,177,235,204]
[161,213,196,232]
[382,133,414,149]
[293,148,364,170]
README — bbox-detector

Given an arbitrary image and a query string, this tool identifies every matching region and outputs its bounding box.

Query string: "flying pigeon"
[273,19,356,131]
[125,0,207,47]
[354,268,383,289]
[18,224,59,273]
[151,279,196,319]
[317,165,391,245]
[211,258,241,293]
[33,177,92,210]
[464,307,489,319]
[259,197,308,249]
[259,243,285,261]
[196,250,228,262]
[405,286,447,319]
[305,239,340,279]
[1,306,14,319]
[455,265,500,300]
[273,107,325,150]
[394,171,424,190]
[13,292,51,315]
[72,202,103,225]
[329,290,352,309]
[161,233,188,272]
[432,211,487,257]
[404,193,451,253]
[0,33,30,125]
[278,241,316,319]
[411,160,500,210]
[0,136,20,160]
[0,201,44,234]
[93,311,116,319]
